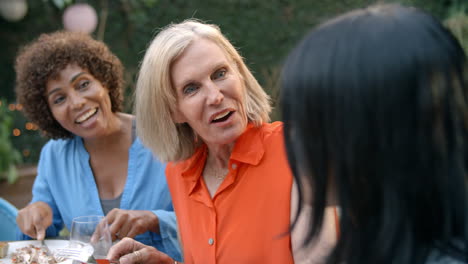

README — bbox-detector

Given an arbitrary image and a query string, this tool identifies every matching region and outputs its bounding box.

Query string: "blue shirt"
[17,136,182,261]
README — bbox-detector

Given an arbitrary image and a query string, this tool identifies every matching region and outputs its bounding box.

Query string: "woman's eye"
[212,69,227,79]
[183,84,198,94]
[78,80,90,89]
[53,96,65,105]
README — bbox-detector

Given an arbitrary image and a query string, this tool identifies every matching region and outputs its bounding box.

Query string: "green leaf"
[7,164,18,184]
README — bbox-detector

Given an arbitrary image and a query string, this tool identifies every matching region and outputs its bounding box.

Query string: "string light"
[22,149,30,157]
[13,128,21,136]
[25,122,34,130]
[2,100,44,163]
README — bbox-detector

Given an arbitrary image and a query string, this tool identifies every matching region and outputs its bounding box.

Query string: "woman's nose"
[70,92,85,109]
[206,83,224,105]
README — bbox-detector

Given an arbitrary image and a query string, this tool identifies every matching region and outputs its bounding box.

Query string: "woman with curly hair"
[14,31,181,261]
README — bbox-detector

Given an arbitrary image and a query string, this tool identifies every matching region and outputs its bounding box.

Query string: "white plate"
[0,240,73,264]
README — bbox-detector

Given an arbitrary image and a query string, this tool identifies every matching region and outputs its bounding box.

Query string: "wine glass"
[70,215,112,260]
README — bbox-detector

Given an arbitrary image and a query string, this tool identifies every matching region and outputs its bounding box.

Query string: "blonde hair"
[135,19,271,162]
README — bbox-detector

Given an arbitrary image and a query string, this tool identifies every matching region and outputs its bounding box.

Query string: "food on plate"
[0,242,8,258]
[10,245,56,264]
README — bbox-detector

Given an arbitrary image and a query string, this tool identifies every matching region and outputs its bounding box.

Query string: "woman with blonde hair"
[107,19,338,264]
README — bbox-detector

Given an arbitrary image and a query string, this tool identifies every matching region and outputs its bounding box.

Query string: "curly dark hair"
[15,31,124,139]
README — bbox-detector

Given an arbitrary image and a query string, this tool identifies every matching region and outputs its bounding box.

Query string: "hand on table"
[16,201,53,240]
[106,209,160,240]
[107,237,174,264]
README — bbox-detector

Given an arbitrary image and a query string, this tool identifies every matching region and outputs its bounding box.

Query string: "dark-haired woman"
[281,3,467,264]
[14,31,181,261]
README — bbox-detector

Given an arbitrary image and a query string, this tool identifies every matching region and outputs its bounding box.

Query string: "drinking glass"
[70,215,112,260]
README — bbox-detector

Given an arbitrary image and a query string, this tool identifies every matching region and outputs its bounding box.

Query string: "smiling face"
[171,38,248,148]
[45,64,116,139]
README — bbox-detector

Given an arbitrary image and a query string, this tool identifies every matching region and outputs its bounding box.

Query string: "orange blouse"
[166,122,294,264]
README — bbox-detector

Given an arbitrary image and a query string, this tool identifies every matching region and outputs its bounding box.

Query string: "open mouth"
[211,111,233,123]
[75,108,98,124]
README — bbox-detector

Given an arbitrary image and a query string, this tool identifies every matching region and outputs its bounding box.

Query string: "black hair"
[281,4,467,264]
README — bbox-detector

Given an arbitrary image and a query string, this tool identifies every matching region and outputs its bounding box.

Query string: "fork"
[40,240,57,262]
[54,247,119,264]
[54,242,94,262]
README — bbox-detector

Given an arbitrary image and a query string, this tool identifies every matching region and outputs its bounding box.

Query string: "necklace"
[205,149,229,181]
[206,164,228,181]
[215,172,227,180]
[214,167,228,181]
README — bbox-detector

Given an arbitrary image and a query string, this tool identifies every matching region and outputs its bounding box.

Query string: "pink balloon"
[62,3,98,33]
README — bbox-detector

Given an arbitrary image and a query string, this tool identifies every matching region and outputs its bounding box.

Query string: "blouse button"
[231,163,237,170]
[208,238,214,245]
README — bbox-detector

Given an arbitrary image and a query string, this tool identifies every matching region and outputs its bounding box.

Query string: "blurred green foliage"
[0,0,465,164]
[444,4,468,53]
[0,99,22,183]
[9,108,48,165]
[0,99,47,171]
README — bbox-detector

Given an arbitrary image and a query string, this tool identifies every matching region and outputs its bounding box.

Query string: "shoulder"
[166,159,190,176]
[260,121,284,134]
[37,137,79,173]
[40,137,77,156]
[132,137,166,163]
[164,161,185,192]
[257,121,285,147]
[425,255,466,264]
[425,242,467,264]
[132,137,152,153]
[166,144,205,174]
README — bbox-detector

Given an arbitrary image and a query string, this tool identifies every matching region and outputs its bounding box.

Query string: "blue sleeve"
[16,141,64,239]
[152,210,182,262]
